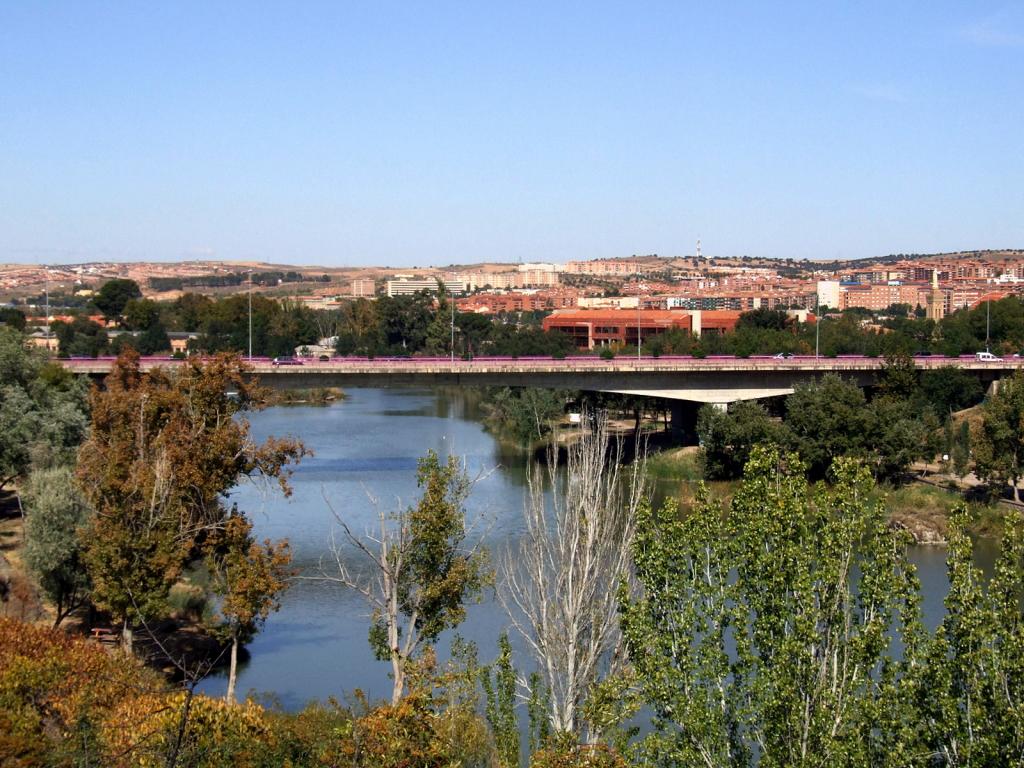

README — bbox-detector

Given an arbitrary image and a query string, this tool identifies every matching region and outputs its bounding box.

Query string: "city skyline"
[2,2,1022,266]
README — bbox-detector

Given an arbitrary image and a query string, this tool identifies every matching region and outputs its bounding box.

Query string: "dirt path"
[0,514,45,623]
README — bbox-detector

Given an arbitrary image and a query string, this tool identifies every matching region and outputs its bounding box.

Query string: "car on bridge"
[272,357,303,366]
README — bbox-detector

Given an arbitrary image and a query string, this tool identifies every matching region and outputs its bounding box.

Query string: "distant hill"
[4,249,1022,302]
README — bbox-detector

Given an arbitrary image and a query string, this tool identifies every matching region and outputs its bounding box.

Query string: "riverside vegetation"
[17,276,1024,361]
[4,321,1024,765]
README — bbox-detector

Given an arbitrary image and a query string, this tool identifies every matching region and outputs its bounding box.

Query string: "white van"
[975,351,1003,362]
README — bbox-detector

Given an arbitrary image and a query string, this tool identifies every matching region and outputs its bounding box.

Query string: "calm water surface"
[198,388,535,708]
[197,387,992,707]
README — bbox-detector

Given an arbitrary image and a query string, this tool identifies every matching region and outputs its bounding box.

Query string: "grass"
[645,447,743,515]
[645,447,703,482]
[879,482,1006,539]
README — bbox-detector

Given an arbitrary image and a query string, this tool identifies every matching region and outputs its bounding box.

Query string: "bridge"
[62,355,1021,408]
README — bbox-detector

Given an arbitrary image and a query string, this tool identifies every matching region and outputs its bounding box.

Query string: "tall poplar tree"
[973,371,1024,502]
[623,445,922,766]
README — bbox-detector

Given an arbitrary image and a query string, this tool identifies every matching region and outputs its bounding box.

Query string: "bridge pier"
[668,401,701,443]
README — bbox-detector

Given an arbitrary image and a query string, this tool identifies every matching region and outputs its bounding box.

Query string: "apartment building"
[386,278,466,297]
[455,289,578,314]
[349,278,376,297]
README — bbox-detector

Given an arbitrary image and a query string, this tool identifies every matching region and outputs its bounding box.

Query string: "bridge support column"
[669,401,703,444]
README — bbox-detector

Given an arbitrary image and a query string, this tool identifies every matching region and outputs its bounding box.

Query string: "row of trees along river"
[11,275,1024,359]
[3,324,1024,766]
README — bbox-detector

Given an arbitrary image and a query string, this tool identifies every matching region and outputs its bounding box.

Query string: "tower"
[926,268,944,321]
[696,239,702,261]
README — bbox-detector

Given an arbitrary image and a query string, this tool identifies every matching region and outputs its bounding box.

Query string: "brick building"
[541,309,742,349]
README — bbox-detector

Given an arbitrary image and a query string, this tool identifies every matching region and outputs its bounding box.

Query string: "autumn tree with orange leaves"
[76,350,306,653]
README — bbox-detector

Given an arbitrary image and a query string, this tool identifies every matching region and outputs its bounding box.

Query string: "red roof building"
[541,309,742,349]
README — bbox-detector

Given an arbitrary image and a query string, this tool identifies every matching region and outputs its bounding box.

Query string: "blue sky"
[1,2,1022,266]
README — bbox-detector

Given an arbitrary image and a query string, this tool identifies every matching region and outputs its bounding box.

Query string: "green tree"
[52,316,109,357]
[784,374,871,479]
[319,450,488,703]
[484,387,568,443]
[453,311,493,357]
[920,366,984,416]
[93,278,142,319]
[137,320,171,354]
[735,307,789,331]
[375,293,434,353]
[489,325,573,357]
[482,633,519,768]
[877,353,919,401]
[425,290,453,355]
[77,351,306,652]
[22,466,92,627]
[205,511,292,703]
[973,371,1024,501]
[335,297,381,355]
[122,298,162,331]
[697,400,787,480]
[952,420,971,479]
[0,307,27,330]
[865,396,933,482]
[913,506,1024,763]
[622,446,921,767]
[0,328,89,491]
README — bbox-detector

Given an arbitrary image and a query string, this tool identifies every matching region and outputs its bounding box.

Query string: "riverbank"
[1,493,236,680]
[264,386,345,406]
[0,511,46,623]
[644,446,1006,543]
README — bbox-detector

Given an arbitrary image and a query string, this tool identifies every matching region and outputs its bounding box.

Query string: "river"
[196,386,994,707]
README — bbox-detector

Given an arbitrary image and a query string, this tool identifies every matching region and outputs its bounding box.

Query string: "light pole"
[815,297,820,359]
[44,263,50,353]
[986,296,991,354]
[636,255,641,360]
[248,270,253,361]
[450,291,455,364]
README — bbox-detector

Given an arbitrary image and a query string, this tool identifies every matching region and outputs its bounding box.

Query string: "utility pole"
[248,270,253,360]
[44,263,50,353]
[986,295,991,354]
[815,292,820,359]
[636,254,641,360]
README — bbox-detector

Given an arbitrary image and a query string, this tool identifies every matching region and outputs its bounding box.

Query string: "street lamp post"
[450,293,455,364]
[815,298,820,359]
[636,255,641,360]
[44,263,50,352]
[986,296,991,354]
[248,271,253,361]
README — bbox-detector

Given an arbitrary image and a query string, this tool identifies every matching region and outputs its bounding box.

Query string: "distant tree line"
[149,271,331,291]
[333,292,573,358]
[639,298,1024,359]
[23,277,1024,364]
[696,366,960,483]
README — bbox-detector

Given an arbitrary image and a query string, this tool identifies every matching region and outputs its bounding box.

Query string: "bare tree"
[499,412,645,742]
[313,451,489,704]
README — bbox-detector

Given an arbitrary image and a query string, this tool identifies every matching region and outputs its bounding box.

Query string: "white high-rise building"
[816,280,841,311]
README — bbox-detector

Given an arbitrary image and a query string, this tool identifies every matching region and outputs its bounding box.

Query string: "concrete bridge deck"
[62,355,1023,405]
